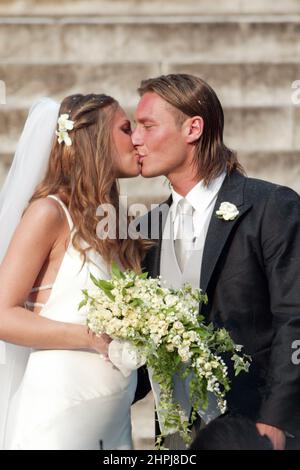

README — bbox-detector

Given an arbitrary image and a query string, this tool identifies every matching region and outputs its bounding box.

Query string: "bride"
[0,94,148,450]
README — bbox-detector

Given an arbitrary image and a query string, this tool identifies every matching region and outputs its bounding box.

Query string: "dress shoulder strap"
[46,195,74,231]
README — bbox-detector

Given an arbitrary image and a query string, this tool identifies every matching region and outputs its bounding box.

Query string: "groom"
[132,74,300,450]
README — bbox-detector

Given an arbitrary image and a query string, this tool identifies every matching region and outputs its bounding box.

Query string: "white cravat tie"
[174,198,195,272]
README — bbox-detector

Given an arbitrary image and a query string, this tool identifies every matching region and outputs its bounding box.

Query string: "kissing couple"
[0,74,299,450]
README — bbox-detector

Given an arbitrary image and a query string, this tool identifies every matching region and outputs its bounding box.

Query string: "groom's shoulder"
[244,175,282,195]
[243,175,299,204]
[240,175,300,225]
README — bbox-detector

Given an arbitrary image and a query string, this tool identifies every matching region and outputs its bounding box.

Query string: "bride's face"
[112,107,141,178]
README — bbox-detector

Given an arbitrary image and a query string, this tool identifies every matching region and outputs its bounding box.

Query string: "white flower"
[57,113,74,131]
[164,295,177,307]
[56,130,72,147]
[56,113,74,146]
[216,202,239,221]
[173,321,184,333]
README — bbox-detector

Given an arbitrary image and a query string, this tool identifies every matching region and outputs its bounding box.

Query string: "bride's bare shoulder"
[22,197,65,232]
[1,197,67,266]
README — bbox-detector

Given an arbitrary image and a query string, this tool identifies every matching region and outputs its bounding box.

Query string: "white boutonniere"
[216,202,239,221]
[55,113,74,147]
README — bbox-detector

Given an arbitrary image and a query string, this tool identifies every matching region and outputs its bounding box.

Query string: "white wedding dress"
[4,195,137,450]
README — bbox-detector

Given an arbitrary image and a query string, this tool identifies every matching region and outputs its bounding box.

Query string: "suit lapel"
[146,195,172,278]
[200,171,252,293]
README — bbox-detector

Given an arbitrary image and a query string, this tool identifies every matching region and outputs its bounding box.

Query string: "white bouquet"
[80,262,250,446]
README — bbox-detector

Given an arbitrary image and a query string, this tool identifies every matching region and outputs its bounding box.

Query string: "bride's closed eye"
[121,124,132,135]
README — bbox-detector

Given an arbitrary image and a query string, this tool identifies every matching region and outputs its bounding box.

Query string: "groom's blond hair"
[138,74,244,185]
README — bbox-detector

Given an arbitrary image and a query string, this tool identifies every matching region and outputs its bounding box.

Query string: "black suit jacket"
[136,170,300,436]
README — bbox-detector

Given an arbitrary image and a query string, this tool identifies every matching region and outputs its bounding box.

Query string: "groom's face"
[132,92,188,178]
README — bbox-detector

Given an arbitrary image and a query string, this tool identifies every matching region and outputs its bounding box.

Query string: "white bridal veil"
[0,98,60,448]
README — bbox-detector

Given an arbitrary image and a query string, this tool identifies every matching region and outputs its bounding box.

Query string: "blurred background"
[0,0,300,449]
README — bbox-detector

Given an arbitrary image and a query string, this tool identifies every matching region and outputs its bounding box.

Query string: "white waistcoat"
[150,210,220,429]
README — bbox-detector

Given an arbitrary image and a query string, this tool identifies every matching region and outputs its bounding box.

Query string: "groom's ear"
[183,116,204,143]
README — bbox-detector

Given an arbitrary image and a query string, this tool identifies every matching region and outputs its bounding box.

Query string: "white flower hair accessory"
[56,113,74,147]
[216,202,239,221]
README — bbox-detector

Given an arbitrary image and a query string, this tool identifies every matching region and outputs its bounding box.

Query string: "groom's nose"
[131,126,143,147]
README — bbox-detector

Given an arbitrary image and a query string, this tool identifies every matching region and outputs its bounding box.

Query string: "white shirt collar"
[170,171,226,223]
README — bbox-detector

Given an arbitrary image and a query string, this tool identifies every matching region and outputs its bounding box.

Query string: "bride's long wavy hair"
[29,93,148,272]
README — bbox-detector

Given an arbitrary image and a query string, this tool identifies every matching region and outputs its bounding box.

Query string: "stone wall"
[0,0,299,201]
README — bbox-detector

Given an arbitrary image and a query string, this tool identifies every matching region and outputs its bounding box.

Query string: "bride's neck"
[56,189,69,206]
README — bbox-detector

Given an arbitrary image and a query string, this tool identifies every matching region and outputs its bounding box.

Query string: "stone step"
[0,105,298,154]
[1,151,299,200]
[1,62,299,108]
[0,63,161,108]
[131,392,154,450]
[98,151,300,200]
[1,0,299,16]
[0,153,13,187]
[119,176,171,209]
[99,151,300,200]
[1,18,300,64]
[239,151,300,195]
[223,106,296,153]
[166,63,300,108]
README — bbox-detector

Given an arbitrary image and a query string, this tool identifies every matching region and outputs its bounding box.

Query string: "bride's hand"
[87,330,112,357]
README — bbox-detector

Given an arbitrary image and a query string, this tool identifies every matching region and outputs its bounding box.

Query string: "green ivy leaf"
[139,271,149,279]
[101,289,115,301]
[125,281,134,288]
[129,298,144,307]
[78,298,87,310]
[111,261,125,279]
[97,279,114,291]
